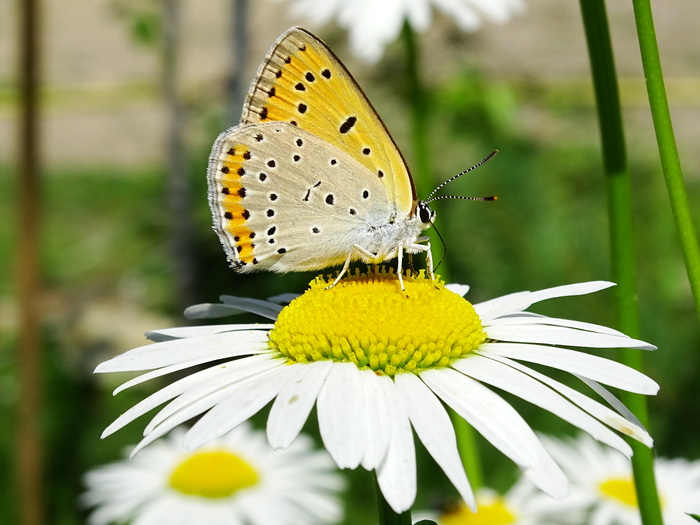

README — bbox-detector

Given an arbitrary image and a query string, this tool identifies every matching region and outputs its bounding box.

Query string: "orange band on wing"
[217,147,257,265]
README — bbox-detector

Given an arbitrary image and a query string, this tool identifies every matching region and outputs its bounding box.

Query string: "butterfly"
[208,27,494,289]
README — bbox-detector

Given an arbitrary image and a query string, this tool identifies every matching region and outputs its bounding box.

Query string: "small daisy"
[272,0,526,63]
[541,433,700,525]
[415,482,588,525]
[81,423,344,525]
[96,270,658,513]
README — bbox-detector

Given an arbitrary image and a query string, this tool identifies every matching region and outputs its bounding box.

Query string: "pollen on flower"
[268,268,486,376]
[168,449,259,498]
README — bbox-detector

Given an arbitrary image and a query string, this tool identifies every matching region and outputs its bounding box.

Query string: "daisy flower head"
[96,270,659,514]
[415,482,588,525]
[272,0,526,63]
[541,433,700,525]
[82,423,344,525]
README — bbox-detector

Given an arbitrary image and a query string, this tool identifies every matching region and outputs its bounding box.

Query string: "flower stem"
[451,413,483,491]
[632,0,700,322]
[401,22,432,198]
[374,473,412,525]
[578,1,663,524]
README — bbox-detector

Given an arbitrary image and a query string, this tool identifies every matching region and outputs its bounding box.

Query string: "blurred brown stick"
[17,0,44,524]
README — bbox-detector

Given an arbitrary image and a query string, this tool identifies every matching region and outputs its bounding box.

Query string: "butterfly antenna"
[424,150,499,204]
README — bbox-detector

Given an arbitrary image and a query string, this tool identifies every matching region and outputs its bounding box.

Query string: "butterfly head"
[417,201,436,225]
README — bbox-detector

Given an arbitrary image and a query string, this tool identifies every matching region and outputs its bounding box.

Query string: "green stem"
[631,0,700,322]
[374,473,412,525]
[578,1,663,524]
[401,22,432,199]
[451,412,483,491]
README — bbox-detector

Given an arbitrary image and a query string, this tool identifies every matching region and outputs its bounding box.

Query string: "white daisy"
[272,0,526,63]
[81,423,344,525]
[96,270,658,514]
[541,433,700,525]
[415,482,588,525]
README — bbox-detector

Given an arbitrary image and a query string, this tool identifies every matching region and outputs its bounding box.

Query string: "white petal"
[420,367,537,467]
[113,353,252,395]
[483,352,653,448]
[479,342,659,394]
[423,367,568,497]
[453,354,632,456]
[267,360,333,449]
[218,295,285,318]
[520,444,569,499]
[445,283,470,297]
[487,314,626,337]
[183,364,293,449]
[142,355,283,435]
[266,292,299,304]
[375,375,417,513]
[316,362,368,469]
[146,324,273,341]
[95,330,270,373]
[432,0,481,30]
[102,362,241,438]
[395,373,476,510]
[129,362,287,455]
[484,324,655,349]
[577,376,645,428]
[475,281,615,321]
[360,372,393,470]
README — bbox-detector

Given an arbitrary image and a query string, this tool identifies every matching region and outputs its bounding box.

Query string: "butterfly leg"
[326,250,354,289]
[396,243,405,291]
[325,245,381,290]
[407,239,434,281]
[425,241,435,281]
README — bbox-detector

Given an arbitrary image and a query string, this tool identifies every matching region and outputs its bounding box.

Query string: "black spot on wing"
[339,116,357,134]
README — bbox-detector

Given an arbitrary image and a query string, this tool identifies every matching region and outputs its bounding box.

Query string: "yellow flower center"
[268,269,486,376]
[598,477,638,507]
[441,498,518,525]
[168,449,259,499]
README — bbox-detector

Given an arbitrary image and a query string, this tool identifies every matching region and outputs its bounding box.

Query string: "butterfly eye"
[418,202,434,224]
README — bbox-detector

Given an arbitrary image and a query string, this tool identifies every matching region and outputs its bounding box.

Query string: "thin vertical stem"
[631,0,700,323]
[163,0,196,310]
[17,0,44,523]
[578,1,662,523]
[401,23,431,198]
[228,0,249,124]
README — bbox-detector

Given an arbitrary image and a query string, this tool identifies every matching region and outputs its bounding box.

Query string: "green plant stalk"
[401,23,432,199]
[401,22,483,492]
[632,0,700,321]
[375,473,412,525]
[579,1,663,523]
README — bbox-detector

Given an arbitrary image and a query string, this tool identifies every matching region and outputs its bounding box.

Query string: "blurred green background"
[2,0,699,523]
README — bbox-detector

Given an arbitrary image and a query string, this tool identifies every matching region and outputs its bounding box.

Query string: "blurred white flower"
[415,482,588,524]
[542,434,700,525]
[272,0,526,63]
[82,423,344,525]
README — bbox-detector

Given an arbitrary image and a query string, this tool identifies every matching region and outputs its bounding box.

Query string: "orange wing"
[240,27,416,218]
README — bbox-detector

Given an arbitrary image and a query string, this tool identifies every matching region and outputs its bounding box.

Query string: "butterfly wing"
[208,122,393,272]
[240,26,416,219]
